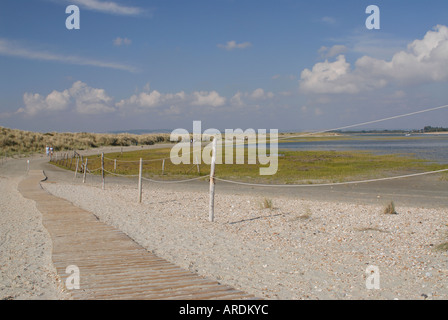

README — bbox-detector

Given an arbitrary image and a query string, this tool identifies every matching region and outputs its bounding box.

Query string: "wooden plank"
[18,170,258,300]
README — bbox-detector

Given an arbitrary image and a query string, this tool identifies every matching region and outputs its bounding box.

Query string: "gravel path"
[42,179,448,300]
[1,148,447,300]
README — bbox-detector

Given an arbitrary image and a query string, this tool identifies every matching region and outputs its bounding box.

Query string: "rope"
[213,169,448,188]
[103,168,208,183]
[103,169,139,177]
[99,103,448,164]
[71,103,448,187]
[275,104,448,142]
[141,175,210,184]
[103,156,170,163]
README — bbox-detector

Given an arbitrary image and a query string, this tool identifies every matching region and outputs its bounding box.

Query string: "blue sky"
[0,0,448,133]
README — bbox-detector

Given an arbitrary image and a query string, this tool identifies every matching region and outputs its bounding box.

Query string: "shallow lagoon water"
[278,134,448,164]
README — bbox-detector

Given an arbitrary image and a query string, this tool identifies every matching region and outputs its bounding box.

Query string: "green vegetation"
[53,145,447,185]
[435,242,448,251]
[434,229,448,252]
[260,198,273,210]
[383,201,398,215]
[339,126,448,134]
[0,126,171,156]
[441,172,448,181]
[423,126,448,133]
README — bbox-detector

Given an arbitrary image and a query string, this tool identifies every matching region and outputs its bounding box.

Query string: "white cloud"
[229,88,275,107]
[117,88,225,112]
[300,25,448,94]
[67,0,144,16]
[113,37,132,46]
[69,81,115,114]
[230,91,245,107]
[300,55,363,94]
[17,82,277,119]
[318,45,348,58]
[117,90,186,110]
[0,38,137,72]
[249,88,274,100]
[191,91,226,107]
[217,40,252,51]
[19,91,69,116]
[18,81,115,116]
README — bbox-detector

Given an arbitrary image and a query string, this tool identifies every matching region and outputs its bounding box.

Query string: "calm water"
[278,134,448,164]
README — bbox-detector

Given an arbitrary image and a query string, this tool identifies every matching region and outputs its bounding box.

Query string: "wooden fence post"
[101,152,105,190]
[138,158,143,203]
[209,137,217,222]
[195,155,200,174]
[74,157,79,179]
[162,159,165,175]
[83,158,88,183]
[114,159,117,172]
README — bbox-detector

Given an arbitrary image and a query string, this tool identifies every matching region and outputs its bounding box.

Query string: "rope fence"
[50,143,448,222]
[46,103,448,222]
[214,169,448,187]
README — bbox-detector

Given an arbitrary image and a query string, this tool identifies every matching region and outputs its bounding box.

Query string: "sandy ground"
[1,148,448,300]
[0,174,68,300]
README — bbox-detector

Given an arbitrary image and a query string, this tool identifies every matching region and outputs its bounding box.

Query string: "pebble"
[0,177,68,300]
[41,180,448,300]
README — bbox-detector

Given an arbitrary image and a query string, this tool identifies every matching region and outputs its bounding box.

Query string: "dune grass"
[0,126,171,157]
[383,201,398,215]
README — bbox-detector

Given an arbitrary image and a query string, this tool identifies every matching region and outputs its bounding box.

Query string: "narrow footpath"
[17,169,256,300]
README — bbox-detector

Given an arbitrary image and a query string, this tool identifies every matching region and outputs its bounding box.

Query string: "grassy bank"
[53,145,447,185]
[0,126,171,157]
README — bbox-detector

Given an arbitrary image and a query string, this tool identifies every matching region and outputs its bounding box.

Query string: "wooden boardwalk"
[18,170,256,300]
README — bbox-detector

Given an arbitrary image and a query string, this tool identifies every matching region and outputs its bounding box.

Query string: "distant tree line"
[423,126,448,132]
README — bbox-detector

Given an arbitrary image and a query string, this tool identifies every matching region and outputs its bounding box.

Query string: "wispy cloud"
[321,16,337,25]
[328,30,410,60]
[64,0,144,16]
[217,40,252,51]
[318,45,348,58]
[113,37,132,46]
[0,38,138,72]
